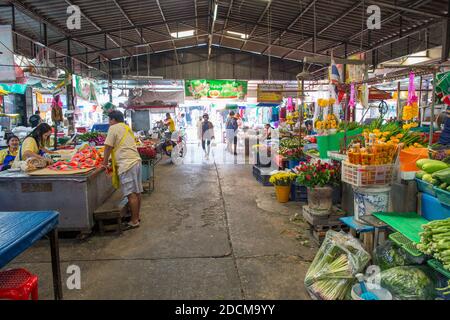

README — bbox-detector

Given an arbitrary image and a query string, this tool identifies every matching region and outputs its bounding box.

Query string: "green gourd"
[422,160,448,174]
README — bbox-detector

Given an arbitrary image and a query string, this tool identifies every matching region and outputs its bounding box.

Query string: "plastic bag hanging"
[51,94,64,122]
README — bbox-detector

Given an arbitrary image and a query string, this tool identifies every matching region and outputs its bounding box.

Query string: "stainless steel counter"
[0,168,115,232]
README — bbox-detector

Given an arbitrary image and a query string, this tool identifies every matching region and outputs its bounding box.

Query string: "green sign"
[185,80,247,100]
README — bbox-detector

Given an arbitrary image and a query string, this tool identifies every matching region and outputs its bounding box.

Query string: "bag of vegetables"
[380,266,437,300]
[304,230,371,300]
[373,241,410,271]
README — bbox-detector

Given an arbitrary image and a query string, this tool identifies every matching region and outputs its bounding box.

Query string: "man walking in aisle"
[102,111,143,230]
[226,111,238,155]
[201,113,214,160]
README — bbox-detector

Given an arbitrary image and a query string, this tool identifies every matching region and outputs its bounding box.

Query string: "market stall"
[0,167,114,233]
[250,62,450,300]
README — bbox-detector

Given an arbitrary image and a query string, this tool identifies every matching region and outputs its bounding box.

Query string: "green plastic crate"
[434,187,450,207]
[389,232,425,258]
[428,259,450,279]
[316,128,363,159]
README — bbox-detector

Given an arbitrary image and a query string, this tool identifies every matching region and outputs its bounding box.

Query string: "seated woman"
[0,135,20,171]
[13,123,54,166]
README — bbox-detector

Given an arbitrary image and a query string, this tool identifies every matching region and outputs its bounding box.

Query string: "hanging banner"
[74,75,97,103]
[185,79,247,100]
[0,25,15,82]
[345,53,366,84]
[257,84,283,103]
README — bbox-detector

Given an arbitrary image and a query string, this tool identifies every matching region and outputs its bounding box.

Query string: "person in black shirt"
[201,113,214,160]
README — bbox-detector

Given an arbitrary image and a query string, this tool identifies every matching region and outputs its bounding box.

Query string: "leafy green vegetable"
[380,266,436,300]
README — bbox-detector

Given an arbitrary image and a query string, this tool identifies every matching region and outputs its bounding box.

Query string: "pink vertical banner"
[287,97,294,112]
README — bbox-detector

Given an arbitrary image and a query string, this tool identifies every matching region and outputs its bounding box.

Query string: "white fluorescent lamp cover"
[213,3,218,21]
[227,31,249,39]
[170,30,195,38]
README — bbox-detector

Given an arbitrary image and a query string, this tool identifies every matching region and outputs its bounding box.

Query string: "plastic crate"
[434,186,450,207]
[252,165,273,186]
[290,182,307,202]
[388,232,425,259]
[341,161,394,187]
[427,259,450,279]
[415,178,437,197]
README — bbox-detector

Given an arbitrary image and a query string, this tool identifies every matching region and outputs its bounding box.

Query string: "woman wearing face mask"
[0,135,20,171]
[14,123,54,166]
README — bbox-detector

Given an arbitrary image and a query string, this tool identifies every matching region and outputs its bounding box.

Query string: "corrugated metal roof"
[0,0,446,74]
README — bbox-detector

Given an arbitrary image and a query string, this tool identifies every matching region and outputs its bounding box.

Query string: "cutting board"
[28,167,95,176]
[372,212,429,243]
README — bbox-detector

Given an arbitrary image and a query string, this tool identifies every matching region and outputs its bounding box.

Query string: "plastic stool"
[0,268,38,300]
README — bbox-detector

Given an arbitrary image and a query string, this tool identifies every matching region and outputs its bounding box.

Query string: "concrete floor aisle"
[6,145,318,299]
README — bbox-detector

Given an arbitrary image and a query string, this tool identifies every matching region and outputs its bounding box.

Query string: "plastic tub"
[415,178,437,197]
[434,186,450,207]
[353,186,391,223]
[420,192,450,221]
[351,283,393,300]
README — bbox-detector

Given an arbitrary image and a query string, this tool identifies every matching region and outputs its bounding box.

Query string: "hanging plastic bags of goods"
[51,94,64,122]
[402,71,419,121]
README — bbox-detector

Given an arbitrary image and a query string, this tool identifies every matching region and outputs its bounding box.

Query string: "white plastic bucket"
[351,283,393,300]
[353,186,391,223]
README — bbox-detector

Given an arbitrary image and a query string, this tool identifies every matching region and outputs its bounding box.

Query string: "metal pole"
[418,76,423,125]
[396,81,401,120]
[428,70,437,147]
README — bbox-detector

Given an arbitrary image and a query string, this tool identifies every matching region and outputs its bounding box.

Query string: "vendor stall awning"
[0,83,27,95]
[256,103,280,107]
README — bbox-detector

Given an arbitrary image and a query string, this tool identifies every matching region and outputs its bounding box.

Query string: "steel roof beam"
[219,0,234,46]
[67,16,208,39]
[155,0,179,65]
[111,0,154,52]
[239,0,272,50]
[227,16,367,49]
[261,0,319,55]
[7,0,111,63]
[318,0,434,54]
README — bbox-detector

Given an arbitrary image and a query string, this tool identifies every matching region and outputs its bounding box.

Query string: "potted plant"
[269,171,298,203]
[295,160,340,212]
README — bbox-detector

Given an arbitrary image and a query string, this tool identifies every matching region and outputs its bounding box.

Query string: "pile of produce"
[78,132,106,146]
[304,231,371,300]
[277,137,304,160]
[380,266,436,300]
[137,146,156,159]
[48,146,103,171]
[417,218,450,271]
[373,241,410,271]
[415,159,450,191]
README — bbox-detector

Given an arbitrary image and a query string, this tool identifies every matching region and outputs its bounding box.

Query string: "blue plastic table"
[339,216,375,233]
[339,216,388,254]
[0,211,63,300]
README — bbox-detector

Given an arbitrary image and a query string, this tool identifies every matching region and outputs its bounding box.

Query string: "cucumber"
[439,183,448,190]
[432,167,450,184]
[416,158,432,169]
[422,160,448,174]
